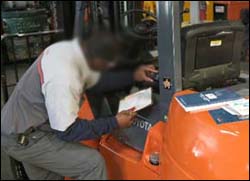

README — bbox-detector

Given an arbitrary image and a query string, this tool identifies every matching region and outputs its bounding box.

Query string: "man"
[1,32,157,180]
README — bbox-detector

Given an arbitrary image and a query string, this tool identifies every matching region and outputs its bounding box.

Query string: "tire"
[1,150,28,180]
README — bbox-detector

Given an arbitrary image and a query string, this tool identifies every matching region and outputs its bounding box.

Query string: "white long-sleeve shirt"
[40,39,100,131]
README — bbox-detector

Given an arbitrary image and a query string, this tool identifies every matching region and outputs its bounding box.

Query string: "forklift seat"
[181,20,245,90]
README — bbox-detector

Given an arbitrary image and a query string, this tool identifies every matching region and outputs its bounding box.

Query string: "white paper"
[215,6,225,13]
[205,93,217,100]
[118,88,152,113]
[149,50,158,58]
[223,98,249,116]
[222,106,238,115]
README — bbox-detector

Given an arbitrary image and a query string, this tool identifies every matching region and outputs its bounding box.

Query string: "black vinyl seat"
[181,20,245,90]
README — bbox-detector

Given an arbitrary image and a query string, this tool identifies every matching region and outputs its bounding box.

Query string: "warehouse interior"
[1,1,249,180]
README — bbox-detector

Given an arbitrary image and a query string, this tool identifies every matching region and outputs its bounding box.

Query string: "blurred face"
[81,31,121,71]
[87,58,116,71]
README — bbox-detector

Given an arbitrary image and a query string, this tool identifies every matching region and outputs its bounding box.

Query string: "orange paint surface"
[214,1,249,20]
[67,91,249,180]
[100,90,249,180]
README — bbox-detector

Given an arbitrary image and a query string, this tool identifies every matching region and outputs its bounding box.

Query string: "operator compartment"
[83,3,248,179]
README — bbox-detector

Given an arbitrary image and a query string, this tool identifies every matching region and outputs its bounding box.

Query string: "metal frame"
[1,30,63,104]
[113,1,121,32]
[190,1,200,24]
[110,1,183,152]
[157,1,182,119]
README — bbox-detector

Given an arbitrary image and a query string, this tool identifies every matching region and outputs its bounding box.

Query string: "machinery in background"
[2,9,49,34]
[182,1,214,24]
[182,1,250,24]
[1,1,63,61]
[2,1,36,10]
[213,1,249,21]
[143,1,156,15]
[213,1,249,63]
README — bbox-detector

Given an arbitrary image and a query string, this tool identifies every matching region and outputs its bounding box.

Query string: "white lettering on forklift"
[132,119,152,131]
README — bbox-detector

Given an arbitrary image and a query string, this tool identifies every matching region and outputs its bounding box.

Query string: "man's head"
[82,31,122,71]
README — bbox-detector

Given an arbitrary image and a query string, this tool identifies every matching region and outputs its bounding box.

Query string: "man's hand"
[133,64,158,82]
[116,110,137,128]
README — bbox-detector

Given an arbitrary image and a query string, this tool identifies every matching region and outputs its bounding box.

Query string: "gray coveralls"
[1,57,107,180]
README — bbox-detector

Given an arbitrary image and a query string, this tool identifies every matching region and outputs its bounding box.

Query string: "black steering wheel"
[120,9,157,40]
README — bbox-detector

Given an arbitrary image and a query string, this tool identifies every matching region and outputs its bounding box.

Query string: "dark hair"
[83,31,121,62]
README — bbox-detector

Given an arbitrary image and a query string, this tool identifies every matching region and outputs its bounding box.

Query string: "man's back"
[1,39,90,135]
[1,58,47,135]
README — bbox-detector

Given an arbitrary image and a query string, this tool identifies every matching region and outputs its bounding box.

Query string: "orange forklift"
[1,1,248,180]
[76,1,249,180]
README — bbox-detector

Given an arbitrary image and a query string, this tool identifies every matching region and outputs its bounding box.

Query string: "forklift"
[1,1,248,180]
[76,1,249,180]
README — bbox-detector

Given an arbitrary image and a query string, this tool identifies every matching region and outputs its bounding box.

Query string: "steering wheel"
[120,9,157,40]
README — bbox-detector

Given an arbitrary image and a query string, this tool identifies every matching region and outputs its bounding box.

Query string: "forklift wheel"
[1,150,28,180]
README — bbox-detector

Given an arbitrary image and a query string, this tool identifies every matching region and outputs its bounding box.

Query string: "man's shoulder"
[41,39,85,84]
[48,39,75,53]
[42,39,78,65]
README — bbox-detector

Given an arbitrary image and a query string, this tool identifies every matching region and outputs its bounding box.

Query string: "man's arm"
[44,80,120,139]
[55,117,118,142]
[88,70,134,94]
[87,65,158,94]
[43,80,136,142]
[55,110,137,142]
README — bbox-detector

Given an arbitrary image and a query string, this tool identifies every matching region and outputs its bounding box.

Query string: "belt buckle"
[17,134,29,146]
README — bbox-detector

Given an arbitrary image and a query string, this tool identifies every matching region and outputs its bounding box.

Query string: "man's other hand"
[116,110,137,128]
[133,64,158,82]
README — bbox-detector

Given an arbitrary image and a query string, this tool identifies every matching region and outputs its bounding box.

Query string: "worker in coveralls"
[1,31,157,180]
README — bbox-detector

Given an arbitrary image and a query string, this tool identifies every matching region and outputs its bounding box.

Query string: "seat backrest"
[181,21,245,90]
